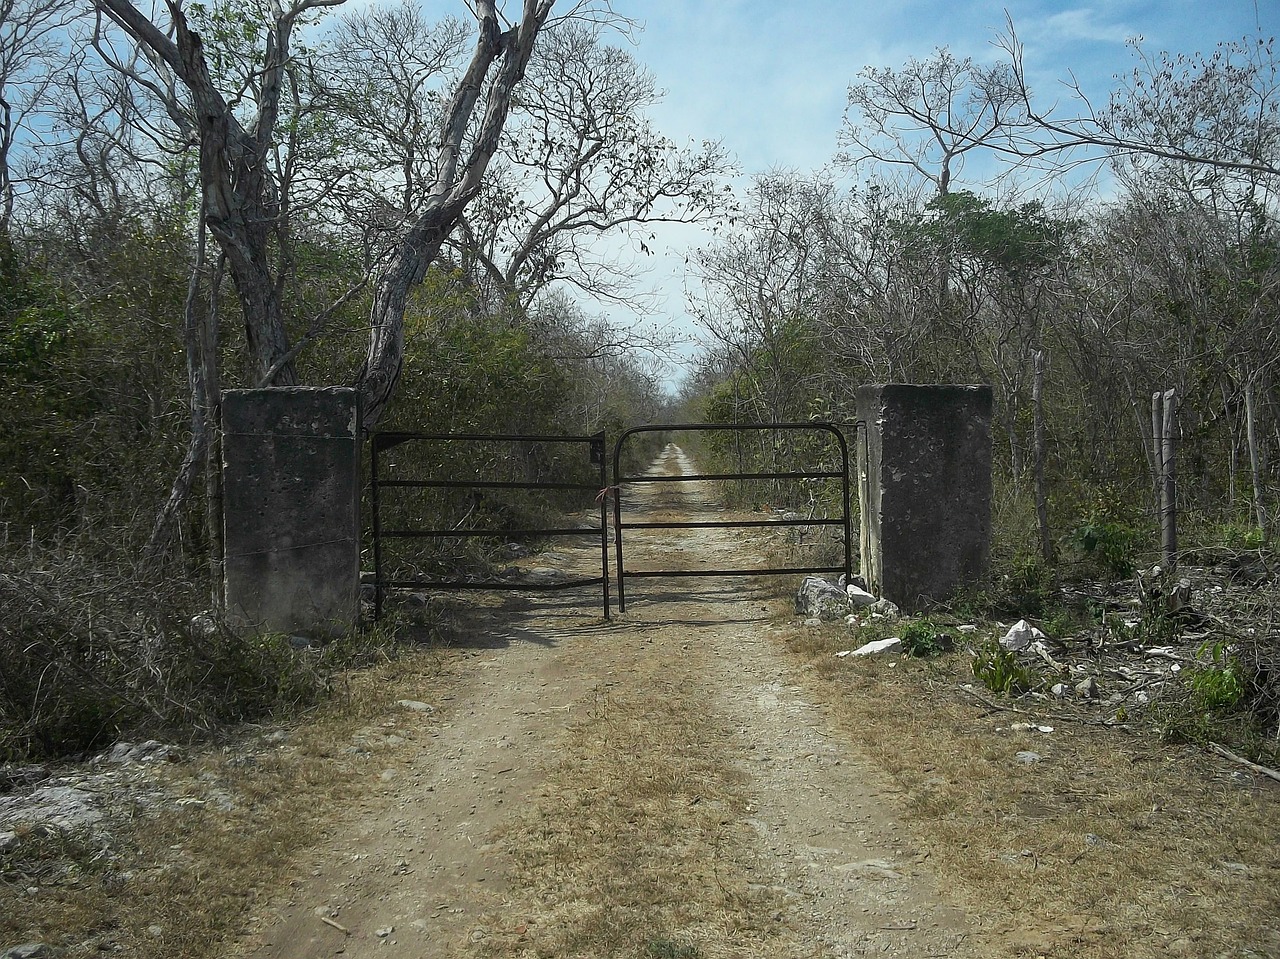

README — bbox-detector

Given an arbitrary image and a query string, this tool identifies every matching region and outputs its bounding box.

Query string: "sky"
[563,0,1279,390]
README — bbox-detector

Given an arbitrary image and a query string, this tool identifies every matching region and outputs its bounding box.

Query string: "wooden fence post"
[1152,389,1177,570]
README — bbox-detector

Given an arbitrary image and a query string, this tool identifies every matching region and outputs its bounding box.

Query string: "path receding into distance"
[233,444,972,958]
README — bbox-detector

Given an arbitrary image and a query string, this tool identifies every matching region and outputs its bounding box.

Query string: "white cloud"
[1037,7,1138,45]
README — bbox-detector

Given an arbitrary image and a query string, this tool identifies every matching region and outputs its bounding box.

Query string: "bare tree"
[990,23,1280,181]
[356,0,559,428]
[690,174,830,426]
[455,20,732,309]
[841,49,1024,199]
[0,0,73,235]
[840,49,1025,305]
[90,0,339,387]
[314,2,470,264]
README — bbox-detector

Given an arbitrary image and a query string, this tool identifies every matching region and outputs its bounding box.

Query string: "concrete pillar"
[222,388,361,638]
[857,384,992,612]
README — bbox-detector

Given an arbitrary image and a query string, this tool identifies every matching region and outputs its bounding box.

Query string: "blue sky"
[625,0,1275,179]
[579,1,1279,388]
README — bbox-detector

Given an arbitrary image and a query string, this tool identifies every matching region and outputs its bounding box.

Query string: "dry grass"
[780,619,1280,959]
[0,642,455,958]
[467,656,809,959]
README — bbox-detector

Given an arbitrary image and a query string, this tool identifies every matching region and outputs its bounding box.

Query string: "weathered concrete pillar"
[222,388,361,638]
[857,384,992,612]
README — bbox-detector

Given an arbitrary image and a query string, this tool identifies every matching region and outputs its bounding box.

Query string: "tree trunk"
[1243,375,1268,539]
[146,219,216,564]
[1152,389,1177,569]
[1032,349,1053,566]
[227,253,297,387]
[357,0,554,431]
[173,5,299,388]
[204,257,225,612]
[359,216,448,428]
[1222,379,1238,509]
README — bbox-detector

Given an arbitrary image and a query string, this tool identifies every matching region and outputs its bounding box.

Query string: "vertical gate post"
[857,385,992,612]
[222,388,362,638]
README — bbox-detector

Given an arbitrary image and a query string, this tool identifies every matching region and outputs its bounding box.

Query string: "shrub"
[997,557,1055,617]
[0,543,385,762]
[1069,518,1140,581]
[1217,523,1268,551]
[899,619,954,658]
[1189,640,1251,712]
[972,641,1036,696]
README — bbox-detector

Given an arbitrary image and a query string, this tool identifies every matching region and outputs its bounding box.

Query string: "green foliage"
[999,557,1055,617]
[1040,605,1083,639]
[1218,523,1268,551]
[0,220,193,538]
[928,190,1076,277]
[0,240,92,523]
[1189,640,1251,712]
[388,275,570,435]
[1157,632,1279,768]
[972,641,1036,696]
[898,619,954,658]
[1069,518,1140,580]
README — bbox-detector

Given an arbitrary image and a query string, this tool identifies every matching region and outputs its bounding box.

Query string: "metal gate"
[610,423,852,612]
[369,431,610,620]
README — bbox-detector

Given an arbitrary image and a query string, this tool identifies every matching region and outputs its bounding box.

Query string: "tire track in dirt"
[233,444,972,958]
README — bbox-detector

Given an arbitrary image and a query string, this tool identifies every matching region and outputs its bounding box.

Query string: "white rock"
[106,740,178,765]
[796,576,851,621]
[849,637,904,657]
[1010,722,1054,734]
[1000,619,1046,651]
[0,945,66,959]
[1014,751,1042,764]
[869,598,900,618]
[396,700,435,713]
[845,584,877,607]
[188,613,218,640]
[0,786,104,832]
[957,624,978,633]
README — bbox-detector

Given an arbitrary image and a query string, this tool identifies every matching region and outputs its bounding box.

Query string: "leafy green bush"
[1217,523,1268,551]
[972,641,1036,696]
[899,620,954,658]
[1189,640,1251,712]
[1069,517,1140,580]
[1000,557,1055,617]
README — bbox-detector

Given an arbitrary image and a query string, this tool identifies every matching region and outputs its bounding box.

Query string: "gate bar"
[612,423,852,613]
[370,430,609,620]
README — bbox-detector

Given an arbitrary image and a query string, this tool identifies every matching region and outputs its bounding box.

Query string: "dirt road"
[234,444,973,958]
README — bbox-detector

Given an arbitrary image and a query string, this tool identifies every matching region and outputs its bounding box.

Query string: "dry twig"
[1208,742,1280,784]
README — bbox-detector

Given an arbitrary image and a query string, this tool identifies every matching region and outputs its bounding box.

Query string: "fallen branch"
[958,685,1129,728]
[320,917,350,935]
[1208,742,1280,784]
